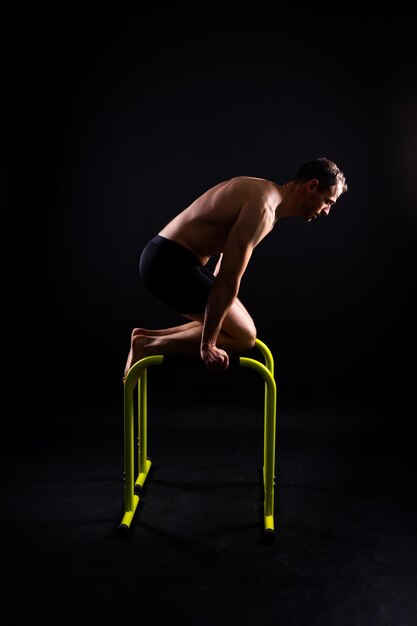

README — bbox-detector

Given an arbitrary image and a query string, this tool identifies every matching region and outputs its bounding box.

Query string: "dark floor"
[1,386,416,626]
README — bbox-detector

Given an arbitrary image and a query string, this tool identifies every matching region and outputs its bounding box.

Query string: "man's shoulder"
[230,175,268,185]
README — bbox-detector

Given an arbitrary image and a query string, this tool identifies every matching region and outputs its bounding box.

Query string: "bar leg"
[136,368,152,494]
[118,355,163,534]
[119,370,139,532]
[263,378,277,536]
[240,357,277,538]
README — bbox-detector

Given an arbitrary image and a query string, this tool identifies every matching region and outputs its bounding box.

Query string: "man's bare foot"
[123,334,151,381]
[131,327,153,337]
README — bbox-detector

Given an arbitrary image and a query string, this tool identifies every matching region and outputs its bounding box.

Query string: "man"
[124,157,347,376]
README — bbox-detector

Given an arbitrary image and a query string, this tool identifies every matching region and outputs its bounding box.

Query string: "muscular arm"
[200,200,273,369]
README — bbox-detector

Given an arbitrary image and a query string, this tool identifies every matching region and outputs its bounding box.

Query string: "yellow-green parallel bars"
[118,337,277,539]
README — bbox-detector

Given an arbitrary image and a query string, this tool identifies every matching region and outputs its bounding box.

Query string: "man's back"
[158,176,281,263]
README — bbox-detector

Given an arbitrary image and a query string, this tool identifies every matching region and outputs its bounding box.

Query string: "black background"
[2,5,417,624]
[4,4,416,417]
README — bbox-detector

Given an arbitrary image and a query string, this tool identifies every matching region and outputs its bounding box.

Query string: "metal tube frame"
[119,338,277,537]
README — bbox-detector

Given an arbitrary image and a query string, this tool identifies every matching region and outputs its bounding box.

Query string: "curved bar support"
[122,356,163,517]
[119,342,277,537]
[239,357,277,533]
[254,337,275,377]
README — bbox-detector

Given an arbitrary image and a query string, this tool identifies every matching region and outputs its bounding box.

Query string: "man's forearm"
[201,281,237,348]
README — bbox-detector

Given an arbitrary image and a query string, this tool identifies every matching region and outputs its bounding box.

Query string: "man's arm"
[200,201,273,370]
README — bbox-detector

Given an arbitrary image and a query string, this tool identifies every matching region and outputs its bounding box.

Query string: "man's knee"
[238,322,257,352]
[222,307,257,351]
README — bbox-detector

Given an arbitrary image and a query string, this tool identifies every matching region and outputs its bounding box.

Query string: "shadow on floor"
[1,399,416,626]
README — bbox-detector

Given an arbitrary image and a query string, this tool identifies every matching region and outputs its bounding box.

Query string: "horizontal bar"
[162,354,241,368]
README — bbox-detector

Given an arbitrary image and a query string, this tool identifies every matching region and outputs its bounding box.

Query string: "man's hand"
[201,344,229,372]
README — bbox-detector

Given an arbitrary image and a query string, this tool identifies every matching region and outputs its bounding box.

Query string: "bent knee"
[221,308,257,351]
[236,323,257,352]
[241,331,257,352]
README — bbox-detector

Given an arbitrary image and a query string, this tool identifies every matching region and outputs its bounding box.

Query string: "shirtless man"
[124,157,347,375]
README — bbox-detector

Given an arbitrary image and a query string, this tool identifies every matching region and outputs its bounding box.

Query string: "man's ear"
[306,179,319,194]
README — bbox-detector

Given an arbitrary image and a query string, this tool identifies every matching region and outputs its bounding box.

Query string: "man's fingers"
[201,346,230,371]
[207,354,229,372]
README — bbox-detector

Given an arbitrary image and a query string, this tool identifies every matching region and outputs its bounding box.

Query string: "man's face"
[303,182,342,222]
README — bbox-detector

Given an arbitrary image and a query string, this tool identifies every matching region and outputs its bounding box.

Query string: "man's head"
[294,157,348,222]
[295,157,347,193]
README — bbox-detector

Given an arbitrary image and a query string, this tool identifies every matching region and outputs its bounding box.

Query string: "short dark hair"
[294,157,348,193]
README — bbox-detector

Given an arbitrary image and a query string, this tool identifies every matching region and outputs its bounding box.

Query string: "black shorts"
[139,235,214,315]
